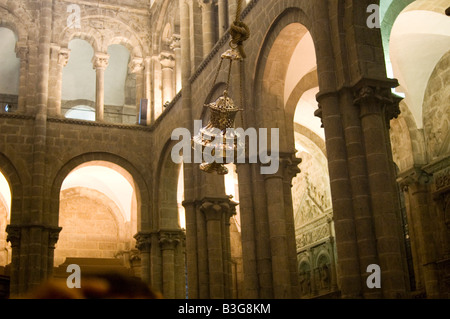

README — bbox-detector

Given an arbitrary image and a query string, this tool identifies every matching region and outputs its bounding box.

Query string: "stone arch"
[0,4,32,43]
[285,68,320,153]
[390,114,415,173]
[423,49,450,161]
[60,29,100,55]
[49,152,151,232]
[155,139,183,230]
[59,15,146,59]
[252,7,328,153]
[0,153,24,224]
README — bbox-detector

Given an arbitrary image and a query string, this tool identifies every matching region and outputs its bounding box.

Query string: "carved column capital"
[397,167,432,191]
[92,52,110,70]
[197,0,214,9]
[159,230,184,250]
[134,232,153,252]
[314,103,324,128]
[48,227,62,249]
[169,34,181,51]
[6,225,21,248]
[200,197,235,221]
[58,48,71,67]
[263,154,302,184]
[159,52,176,69]
[128,57,144,73]
[353,84,403,124]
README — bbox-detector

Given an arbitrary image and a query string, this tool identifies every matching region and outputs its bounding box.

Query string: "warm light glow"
[294,87,324,140]
[390,10,450,128]
[284,31,316,105]
[0,171,11,221]
[177,164,186,229]
[61,165,134,222]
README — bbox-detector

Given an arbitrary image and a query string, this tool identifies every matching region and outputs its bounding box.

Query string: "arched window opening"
[54,162,139,277]
[0,27,20,114]
[61,39,96,120]
[105,44,135,124]
[0,171,12,270]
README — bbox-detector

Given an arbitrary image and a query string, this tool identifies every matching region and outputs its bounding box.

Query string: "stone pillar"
[128,57,145,123]
[5,225,20,296]
[48,46,70,117]
[282,155,302,299]
[159,231,181,299]
[317,91,363,298]
[200,198,234,299]
[144,56,152,124]
[170,35,182,94]
[424,158,450,298]
[15,43,28,114]
[354,83,409,298]
[92,52,109,122]
[135,232,152,285]
[262,156,301,299]
[398,168,440,298]
[217,0,228,38]
[198,0,215,58]
[342,87,381,299]
[47,227,62,278]
[235,163,259,299]
[159,52,176,106]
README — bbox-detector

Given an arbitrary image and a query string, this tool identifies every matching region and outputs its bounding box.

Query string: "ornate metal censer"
[192,49,243,175]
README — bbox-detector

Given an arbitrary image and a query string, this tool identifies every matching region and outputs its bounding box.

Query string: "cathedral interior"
[0,0,449,299]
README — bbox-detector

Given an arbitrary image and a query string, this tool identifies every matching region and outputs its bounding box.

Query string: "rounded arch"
[155,139,183,230]
[422,49,450,161]
[0,153,23,224]
[49,152,151,231]
[59,15,146,59]
[252,7,330,153]
[390,3,450,129]
[60,30,100,55]
[0,5,32,44]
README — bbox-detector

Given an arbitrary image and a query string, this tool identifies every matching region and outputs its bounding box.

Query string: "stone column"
[170,35,182,94]
[282,155,302,299]
[47,227,62,278]
[48,46,70,117]
[235,163,259,299]
[342,87,381,299]
[217,0,228,38]
[398,168,440,298]
[135,232,152,285]
[5,225,20,296]
[159,52,176,106]
[198,0,215,58]
[354,84,408,298]
[144,56,152,123]
[159,231,181,299]
[263,157,297,299]
[129,57,145,123]
[424,159,450,298]
[92,52,109,122]
[15,43,28,113]
[200,198,231,299]
[317,91,363,298]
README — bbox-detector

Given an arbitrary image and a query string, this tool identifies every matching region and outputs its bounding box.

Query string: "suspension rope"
[229,0,250,59]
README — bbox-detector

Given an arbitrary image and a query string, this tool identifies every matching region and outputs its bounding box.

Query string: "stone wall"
[54,187,133,267]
